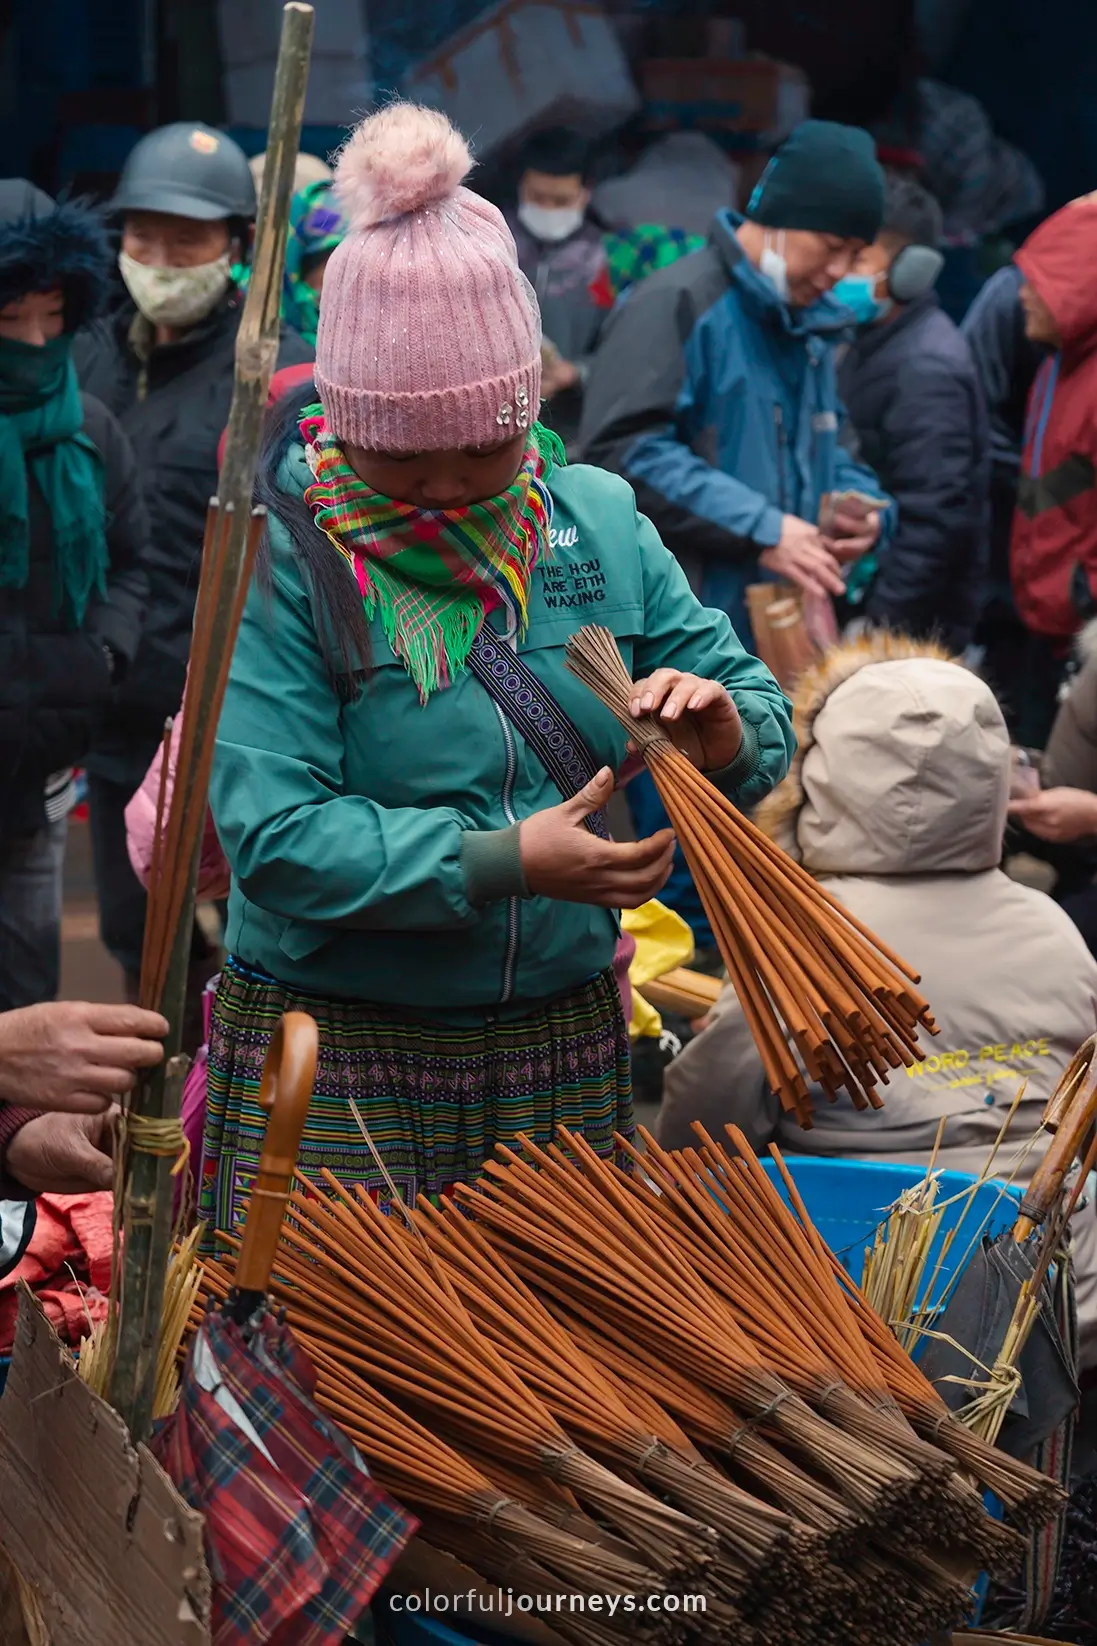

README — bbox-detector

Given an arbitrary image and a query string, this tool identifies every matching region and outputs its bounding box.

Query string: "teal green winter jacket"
[209,453,794,1014]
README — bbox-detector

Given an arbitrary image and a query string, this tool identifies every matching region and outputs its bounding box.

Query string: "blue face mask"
[831,273,891,326]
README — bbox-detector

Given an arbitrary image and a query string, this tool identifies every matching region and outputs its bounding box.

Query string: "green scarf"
[235,181,348,347]
[0,334,108,626]
[301,405,565,700]
[282,180,348,346]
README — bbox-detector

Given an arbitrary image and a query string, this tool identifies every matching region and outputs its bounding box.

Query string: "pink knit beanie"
[315,104,542,453]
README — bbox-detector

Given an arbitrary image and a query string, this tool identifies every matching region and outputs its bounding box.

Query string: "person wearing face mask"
[0,180,149,1011]
[579,119,894,953]
[834,172,991,653]
[197,103,793,1241]
[507,127,607,450]
[580,120,894,642]
[71,123,312,1017]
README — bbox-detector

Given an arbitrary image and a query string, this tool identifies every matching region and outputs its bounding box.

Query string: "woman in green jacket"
[201,104,793,1238]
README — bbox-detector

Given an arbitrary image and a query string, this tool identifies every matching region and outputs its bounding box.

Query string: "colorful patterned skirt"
[197,959,633,1250]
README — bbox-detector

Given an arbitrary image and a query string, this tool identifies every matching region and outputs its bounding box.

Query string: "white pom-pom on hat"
[334,102,472,229]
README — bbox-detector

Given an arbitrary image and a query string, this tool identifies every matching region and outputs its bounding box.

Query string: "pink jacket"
[124,713,230,901]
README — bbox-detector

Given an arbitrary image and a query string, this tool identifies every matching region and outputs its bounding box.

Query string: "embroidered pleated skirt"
[197,958,633,1248]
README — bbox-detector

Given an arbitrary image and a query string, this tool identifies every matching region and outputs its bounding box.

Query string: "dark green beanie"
[747,120,884,244]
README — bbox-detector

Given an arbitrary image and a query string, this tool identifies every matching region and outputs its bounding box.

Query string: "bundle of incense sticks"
[458,1135,1028,1570]
[816,1236,1066,1528]
[192,1132,1062,1646]
[564,624,938,1125]
[195,1260,670,1621]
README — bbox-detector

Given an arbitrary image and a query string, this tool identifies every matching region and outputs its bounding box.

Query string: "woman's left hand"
[629,670,742,772]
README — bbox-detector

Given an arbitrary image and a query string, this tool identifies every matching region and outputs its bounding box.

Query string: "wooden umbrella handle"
[1016,1040,1097,1237]
[234,1011,319,1296]
[1041,1033,1097,1130]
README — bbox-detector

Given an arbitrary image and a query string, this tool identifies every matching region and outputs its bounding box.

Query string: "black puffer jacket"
[961,264,1047,610]
[0,392,149,839]
[73,293,312,778]
[0,182,149,841]
[838,293,992,651]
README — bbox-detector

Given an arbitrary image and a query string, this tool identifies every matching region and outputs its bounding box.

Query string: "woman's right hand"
[520,768,676,908]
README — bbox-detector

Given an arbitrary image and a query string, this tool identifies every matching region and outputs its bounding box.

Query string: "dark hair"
[881,169,943,248]
[519,127,591,182]
[255,380,372,697]
[0,185,111,331]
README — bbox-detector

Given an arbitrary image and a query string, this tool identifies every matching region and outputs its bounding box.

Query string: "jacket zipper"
[492,699,520,1003]
[773,404,788,511]
[1026,355,1060,477]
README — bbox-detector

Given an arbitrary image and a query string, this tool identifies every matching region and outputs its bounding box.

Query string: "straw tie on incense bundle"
[81,1222,203,1421]
[564,624,938,1125]
[193,1125,1062,1646]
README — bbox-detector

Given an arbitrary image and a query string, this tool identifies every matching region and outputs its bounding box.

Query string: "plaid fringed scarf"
[300,404,564,700]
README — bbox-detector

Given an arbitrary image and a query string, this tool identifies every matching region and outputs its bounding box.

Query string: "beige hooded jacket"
[658,636,1097,1359]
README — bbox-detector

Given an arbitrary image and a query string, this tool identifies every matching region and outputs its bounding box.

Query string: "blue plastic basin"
[756,1154,1021,1312]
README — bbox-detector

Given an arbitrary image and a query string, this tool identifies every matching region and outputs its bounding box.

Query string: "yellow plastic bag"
[622,900,695,1041]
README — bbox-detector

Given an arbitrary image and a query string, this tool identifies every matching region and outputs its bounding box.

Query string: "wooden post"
[108,1,316,1445]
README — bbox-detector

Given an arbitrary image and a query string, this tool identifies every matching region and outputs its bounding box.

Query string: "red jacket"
[1011,199,1097,642]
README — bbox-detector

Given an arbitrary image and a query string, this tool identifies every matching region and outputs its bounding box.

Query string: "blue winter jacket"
[578,209,894,644]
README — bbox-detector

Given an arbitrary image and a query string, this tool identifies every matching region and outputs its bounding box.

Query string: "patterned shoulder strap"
[467,633,611,840]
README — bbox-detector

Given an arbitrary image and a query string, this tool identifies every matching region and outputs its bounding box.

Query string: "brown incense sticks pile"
[195,1127,1061,1646]
[565,625,938,1125]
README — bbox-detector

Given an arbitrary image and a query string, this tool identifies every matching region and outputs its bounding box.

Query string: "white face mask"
[517,201,585,244]
[118,249,233,329]
[759,230,790,303]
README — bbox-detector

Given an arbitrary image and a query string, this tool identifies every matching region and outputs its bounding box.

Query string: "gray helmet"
[110,122,256,221]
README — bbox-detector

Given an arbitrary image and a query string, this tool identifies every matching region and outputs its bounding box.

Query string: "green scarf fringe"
[370,579,485,700]
[532,420,567,479]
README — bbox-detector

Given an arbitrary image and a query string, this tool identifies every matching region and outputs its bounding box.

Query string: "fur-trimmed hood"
[0,180,110,331]
[755,631,1011,876]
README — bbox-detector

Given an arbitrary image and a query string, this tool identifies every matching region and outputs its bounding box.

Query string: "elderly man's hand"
[0,1002,167,1113]
[5,1109,116,1195]
[1009,787,1097,843]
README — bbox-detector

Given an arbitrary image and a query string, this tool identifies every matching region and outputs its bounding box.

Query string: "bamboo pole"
[108,1,316,1444]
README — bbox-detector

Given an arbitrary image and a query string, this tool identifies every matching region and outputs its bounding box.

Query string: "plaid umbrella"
[154,1013,417,1645]
[919,1039,1097,1460]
